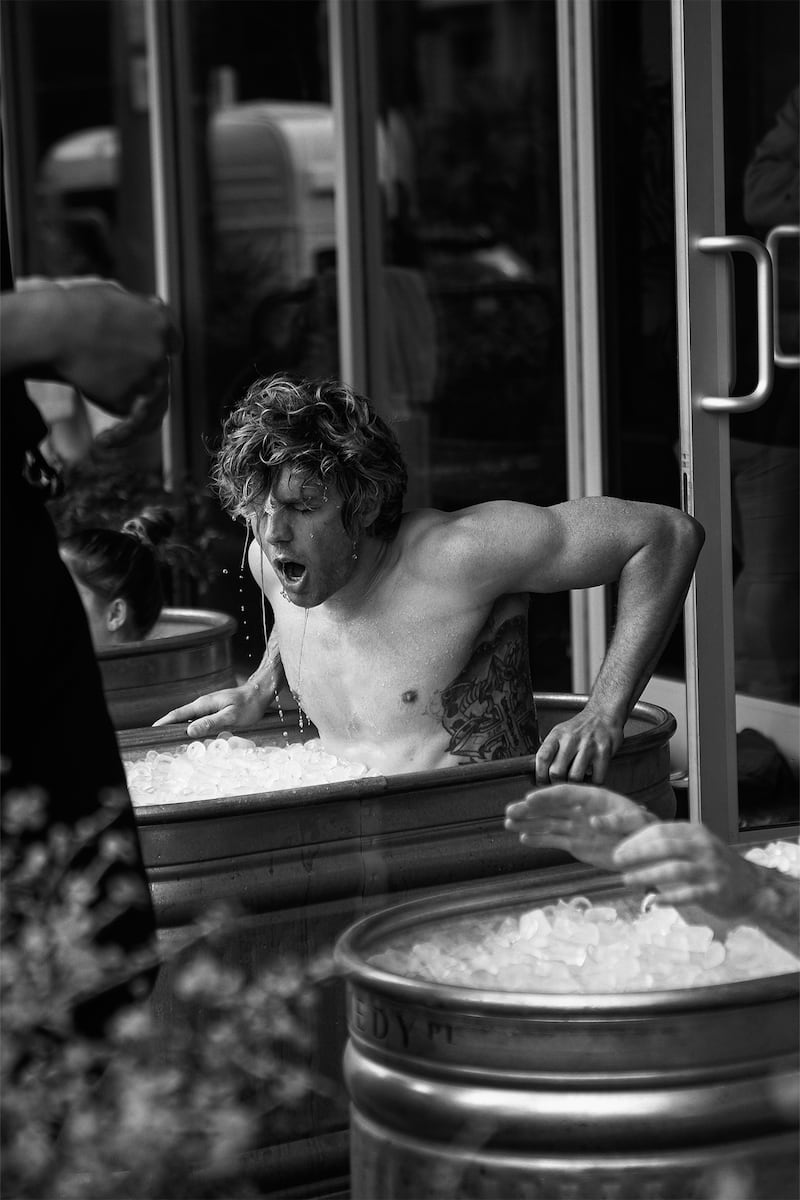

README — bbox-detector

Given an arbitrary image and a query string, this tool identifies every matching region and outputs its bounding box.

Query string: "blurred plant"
[1,788,334,1200]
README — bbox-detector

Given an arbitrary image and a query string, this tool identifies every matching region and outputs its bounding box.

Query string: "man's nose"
[263,507,291,544]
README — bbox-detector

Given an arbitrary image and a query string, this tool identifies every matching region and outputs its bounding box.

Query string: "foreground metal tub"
[121,695,677,1194]
[99,606,237,729]
[335,875,800,1200]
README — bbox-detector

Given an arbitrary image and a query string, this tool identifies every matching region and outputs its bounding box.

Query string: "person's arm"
[154,630,285,736]
[613,823,800,956]
[2,279,180,434]
[505,783,655,870]
[449,497,704,783]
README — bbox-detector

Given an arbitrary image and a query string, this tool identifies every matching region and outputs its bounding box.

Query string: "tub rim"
[123,694,676,824]
[333,872,800,1016]
[98,606,237,661]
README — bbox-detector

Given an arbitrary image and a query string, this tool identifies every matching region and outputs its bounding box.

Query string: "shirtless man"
[155,376,704,782]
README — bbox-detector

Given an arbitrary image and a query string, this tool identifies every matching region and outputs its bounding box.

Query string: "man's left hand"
[534,708,623,785]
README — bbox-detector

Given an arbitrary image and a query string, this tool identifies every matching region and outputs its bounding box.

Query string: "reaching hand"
[534,708,624,785]
[153,681,268,739]
[612,822,765,919]
[615,824,800,955]
[505,783,652,870]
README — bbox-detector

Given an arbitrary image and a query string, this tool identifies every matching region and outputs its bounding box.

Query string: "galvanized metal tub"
[335,874,800,1200]
[98,606,237,729]
[121,695,677,1194]
[125,695,676,929]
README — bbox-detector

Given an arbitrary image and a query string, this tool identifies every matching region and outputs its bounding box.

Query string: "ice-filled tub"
[121,694,677,1194]
[335,860,800,1200]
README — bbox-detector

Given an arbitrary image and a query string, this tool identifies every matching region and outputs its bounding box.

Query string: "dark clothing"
[1,174,157,1032]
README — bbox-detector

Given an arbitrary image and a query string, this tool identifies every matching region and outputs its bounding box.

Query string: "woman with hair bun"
[60,506,175,648]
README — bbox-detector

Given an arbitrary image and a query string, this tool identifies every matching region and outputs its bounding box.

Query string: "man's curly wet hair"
[212,376,408,541]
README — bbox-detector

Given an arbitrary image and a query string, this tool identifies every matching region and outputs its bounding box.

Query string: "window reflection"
[374,0,570,690]
[12,1,150,459]
[722,2,799,831]
[176,0,335,672]
[11,0,572,688]
[729,82,799,708]
[596,0,683,670]
[12,0,339,675]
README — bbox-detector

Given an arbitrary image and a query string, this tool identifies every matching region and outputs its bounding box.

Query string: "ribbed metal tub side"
[99,607,237,728]
[336,878,800,1200]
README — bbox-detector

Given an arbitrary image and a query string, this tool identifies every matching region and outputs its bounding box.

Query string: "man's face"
[251,465,356,607]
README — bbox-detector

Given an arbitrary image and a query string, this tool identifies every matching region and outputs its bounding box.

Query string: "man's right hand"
[153,681,268,738]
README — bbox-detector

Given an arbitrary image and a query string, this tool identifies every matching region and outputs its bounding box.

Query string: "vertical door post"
[555,0,608,694]
[671,0,738,839]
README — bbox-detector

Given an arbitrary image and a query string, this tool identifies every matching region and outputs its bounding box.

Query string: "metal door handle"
[765,224,800,368]
[697,234,774,412]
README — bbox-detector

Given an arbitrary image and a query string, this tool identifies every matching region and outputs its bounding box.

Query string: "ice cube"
[684,924,715,952]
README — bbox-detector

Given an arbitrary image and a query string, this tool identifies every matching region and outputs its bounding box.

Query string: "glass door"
[595,0,797,838]
[672,0,798,841]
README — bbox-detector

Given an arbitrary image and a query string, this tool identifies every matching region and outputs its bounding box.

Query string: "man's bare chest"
[278,599,470,707]
[275,592,534,745]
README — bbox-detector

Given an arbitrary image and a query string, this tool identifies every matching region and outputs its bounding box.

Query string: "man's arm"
[154,628,285,735]
[447,497,704,783]
[538,499,704,784]
[614,823,800,956]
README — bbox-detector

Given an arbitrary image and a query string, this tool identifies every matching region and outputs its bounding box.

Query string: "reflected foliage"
[1,787,334,1200]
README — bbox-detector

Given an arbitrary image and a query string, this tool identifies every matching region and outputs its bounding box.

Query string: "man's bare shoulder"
[400,499,546,538]
[396,501,555,589]
[399,500,554,553]
[396,505,475,564]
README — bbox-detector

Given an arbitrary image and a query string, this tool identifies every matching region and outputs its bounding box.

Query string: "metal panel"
[144,0,200,488]
[144,0,177,484]
[0,2,38,273]
[555,0,608,694]
[670,0,738,838]
[328,0,387,405]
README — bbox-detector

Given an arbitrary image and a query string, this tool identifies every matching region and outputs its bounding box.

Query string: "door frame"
[670,0,798,842]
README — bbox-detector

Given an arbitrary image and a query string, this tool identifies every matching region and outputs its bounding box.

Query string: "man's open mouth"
[276,559,306,586]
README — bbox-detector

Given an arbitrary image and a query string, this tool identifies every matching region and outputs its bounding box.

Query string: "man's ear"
[360,496,383,533]
[106,597,128,633]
